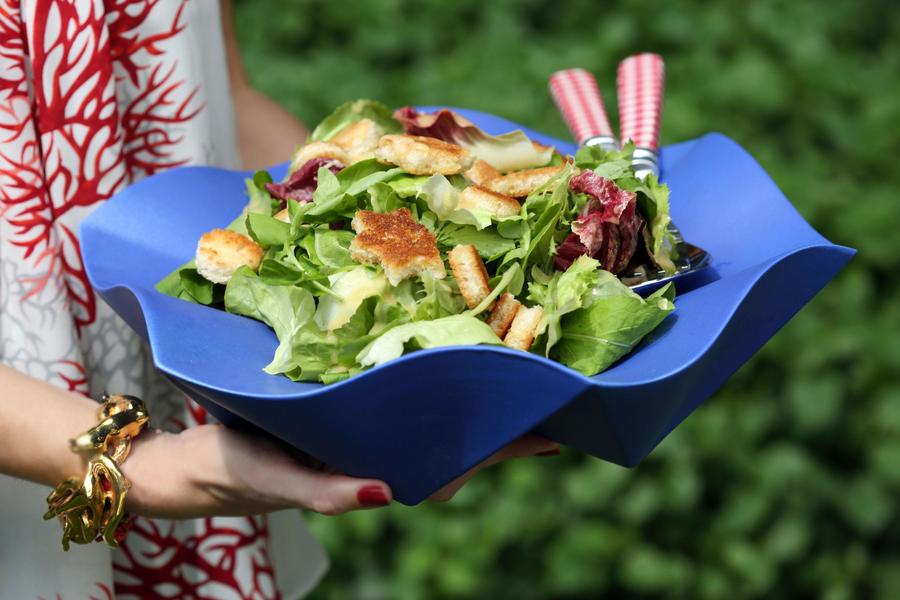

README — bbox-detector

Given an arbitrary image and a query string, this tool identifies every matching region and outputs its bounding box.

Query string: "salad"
[157,100,677,384]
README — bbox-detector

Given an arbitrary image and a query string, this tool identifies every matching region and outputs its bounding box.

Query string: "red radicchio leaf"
[394,106,477,139]
[557,171,643,274]
[569,171,634,224]
[570,212,606,256]
[613,206,645,273]
[554,233,590,271]
[265,158,344,206]
[600,221,622,271]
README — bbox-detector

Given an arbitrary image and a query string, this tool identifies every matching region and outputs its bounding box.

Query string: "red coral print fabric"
[0,1,278,598]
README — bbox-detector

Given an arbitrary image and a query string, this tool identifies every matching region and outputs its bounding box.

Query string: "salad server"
[550,57,711,292]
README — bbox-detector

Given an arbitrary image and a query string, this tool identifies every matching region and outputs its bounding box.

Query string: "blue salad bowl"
[80,107,855,504]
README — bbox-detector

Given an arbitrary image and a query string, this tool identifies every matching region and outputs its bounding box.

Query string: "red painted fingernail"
[537,448,561,457]
[357,485,390,507]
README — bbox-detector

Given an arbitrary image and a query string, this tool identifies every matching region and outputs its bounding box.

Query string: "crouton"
[330,118,383,164]
[457,185,521,218]
[290,141,348,172]
[486,293,522,338]
[375,134,474,175]
[195,229,264,284]
[482,165,565,198]
[273,208,290,223]
[447,244,491,310]
[464,159,501,186]
[350,208,446,285]
[503,305,543,351]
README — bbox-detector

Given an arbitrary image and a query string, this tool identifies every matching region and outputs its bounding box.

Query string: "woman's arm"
[0,365,98,486]
[220,0,309,169]
[0,364,393,517]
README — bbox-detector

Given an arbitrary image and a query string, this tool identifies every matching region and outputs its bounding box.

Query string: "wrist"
[51,401,98,485]
[44,394,151,549]
[121,424,231,519]
[120,428,184,518]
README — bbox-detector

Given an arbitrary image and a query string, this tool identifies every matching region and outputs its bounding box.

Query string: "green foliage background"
[233,0,900,597]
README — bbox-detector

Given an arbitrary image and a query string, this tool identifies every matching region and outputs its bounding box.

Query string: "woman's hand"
[123,424,391,519]
[123,424,559,518]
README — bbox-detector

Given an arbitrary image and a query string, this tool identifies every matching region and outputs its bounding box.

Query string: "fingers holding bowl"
[428,434,560,502]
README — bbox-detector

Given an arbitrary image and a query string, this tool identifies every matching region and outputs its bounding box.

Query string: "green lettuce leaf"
[437,224,517,261]
[309,229,357,269]
[466,262,523,315]
[237,171,277,233]
[499,162,574,274]
[293,160,404,225]
[224,267,394,382]
[155,262,195,301]
[554,276,675,376]
[313,267,388,331]
[419,174,523,231]
[246,213,291,248]
[574,142,635,171]
[419,174,493,230]
[461,129,554,172]
[288,294,414,382]
[341,160,405,197]
[180,269,222,305]
[357,315,502,367]
[634,174,677,274]
[368,182,405,213]
[258,232,335,290]
[310,99,402,142]
[274,324,336,381]
[415,271,465,320]
[223,267,318,375]
[528,255,601,356]
[386,175,431,198]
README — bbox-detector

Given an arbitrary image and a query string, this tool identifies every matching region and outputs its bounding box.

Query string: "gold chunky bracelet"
[43,394,149,551]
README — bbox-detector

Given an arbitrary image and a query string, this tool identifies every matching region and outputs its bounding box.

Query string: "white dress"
[0,1,327,597]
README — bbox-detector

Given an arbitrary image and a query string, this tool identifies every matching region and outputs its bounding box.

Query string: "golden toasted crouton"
[350,208,446,285]
[447,244,492,310]
[195,229,263,284]
[290,141,349,172]
[503,305,543,351]
[375,135,474,175]
[273,208,290,223]
[330,118,384,164]
[464,159,501,185]
[483,165,565,198]
[486,293,522,338]
[458,185,521,218]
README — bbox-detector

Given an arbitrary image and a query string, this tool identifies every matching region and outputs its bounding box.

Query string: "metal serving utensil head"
[550,58,712,291]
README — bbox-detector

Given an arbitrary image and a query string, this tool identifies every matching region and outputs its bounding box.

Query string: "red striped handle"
[549,68,617,146]
[617,53,665,150]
